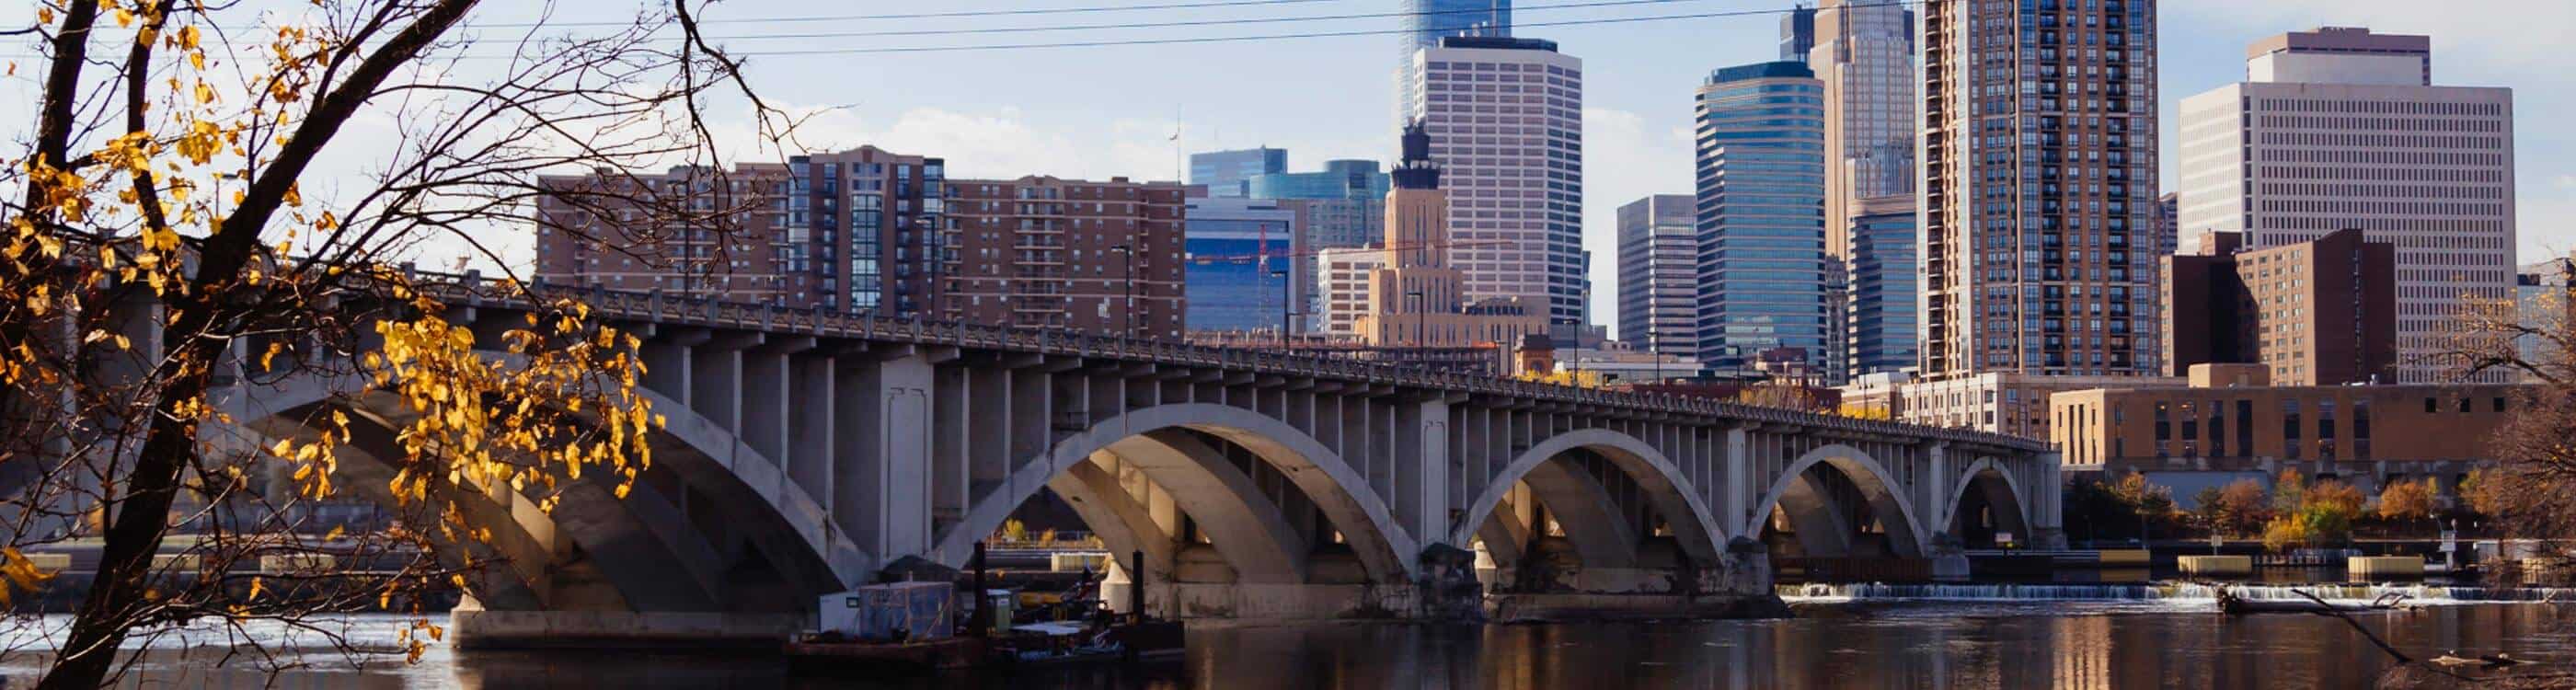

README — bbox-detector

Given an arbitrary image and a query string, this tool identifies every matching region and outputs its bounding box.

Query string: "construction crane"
[1183,236,1512,267]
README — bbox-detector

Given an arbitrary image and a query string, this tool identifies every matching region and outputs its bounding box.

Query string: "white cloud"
[2162,0,2576,74]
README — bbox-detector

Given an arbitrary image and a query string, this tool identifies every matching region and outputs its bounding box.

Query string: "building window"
[2236,400,2254,457]
[2282,399,2302,460]
[2153,401,2169,441]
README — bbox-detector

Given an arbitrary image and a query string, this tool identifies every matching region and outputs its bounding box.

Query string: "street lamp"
[1109,244,1133,339]
[1271,267,1296,353]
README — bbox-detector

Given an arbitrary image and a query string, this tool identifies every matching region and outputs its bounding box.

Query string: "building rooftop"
[1708,60,1814,84]
[1436,35,1558,52]
[2248,27,2431,60]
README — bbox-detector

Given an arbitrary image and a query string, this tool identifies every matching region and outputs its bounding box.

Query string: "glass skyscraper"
[1245,159,1390,201]
[1402,0,1512,61]
[1845,196,1919,377]
[1181,197,1302,333]
[1693,61,1834,380]
[1187,147,1287,198]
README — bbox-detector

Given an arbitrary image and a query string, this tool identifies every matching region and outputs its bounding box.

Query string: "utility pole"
[1271,266,1295,353]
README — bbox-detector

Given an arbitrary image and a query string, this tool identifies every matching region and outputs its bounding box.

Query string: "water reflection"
[5,604,2571,689]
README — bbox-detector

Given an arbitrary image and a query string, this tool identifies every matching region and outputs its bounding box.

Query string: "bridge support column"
[834,351,935,566]
[1923,443,1949,547]
[2033,452,2066,548]
[1722,426,1750,535]
[1395,400,1451,552]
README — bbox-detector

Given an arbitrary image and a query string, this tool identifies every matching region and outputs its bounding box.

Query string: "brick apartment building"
[2164,228,2398,385]
[535,146,1186,339]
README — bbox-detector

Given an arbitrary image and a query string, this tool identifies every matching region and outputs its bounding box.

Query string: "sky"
[3,0,2570,336]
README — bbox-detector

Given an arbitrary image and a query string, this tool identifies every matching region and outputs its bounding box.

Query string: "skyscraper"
[1400,36,1586,325]
[2177,27,2514,383]
[1188,147,1287,198]
[1397,0,1513,126]
[1180,197,1304,334]
[1351,121,1547,347]
[1616,194,1697,356]
[1919,0,2161,379]
[1779,5,1816,62]
[1246,159,1390,249]
[1402,0,1512,62]
[1846,194,1919,377]
[1694,61,1834,380]
[1807,0,1915,259]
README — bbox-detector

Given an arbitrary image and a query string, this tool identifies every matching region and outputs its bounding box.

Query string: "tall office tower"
[1397,0,1513,123]
[1781,5,1816,62]
[1616,194,1698,356]
[1919,0,2161,380]
[1846,194,1920,377]
[1809,0,1916,259]
[1694,62,1834,380]
[1402,0,1512,62]
[2178,27,2514,383]
[1352,121,1547,347]
[1188,147,1287,198]
[1180,197,1305,334]
[536,147,1187,338]
[1401,36,1586,325]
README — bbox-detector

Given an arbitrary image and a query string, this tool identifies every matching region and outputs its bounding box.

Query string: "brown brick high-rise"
[2162,228,2397,385]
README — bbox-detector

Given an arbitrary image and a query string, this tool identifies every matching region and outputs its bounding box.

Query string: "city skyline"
[9,1,2562,339]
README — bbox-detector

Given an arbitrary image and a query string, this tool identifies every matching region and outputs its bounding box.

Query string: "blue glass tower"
[1403,0,1511,62]
[1181,197,1300,333]
[1846,199,1918,377]
[1692,61,1833,381]
[1188,147,1287,198]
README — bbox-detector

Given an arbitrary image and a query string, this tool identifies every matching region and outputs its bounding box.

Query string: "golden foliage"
[362,305,660,511]
[1516,368,1604,388]
[2375,477,2439,523]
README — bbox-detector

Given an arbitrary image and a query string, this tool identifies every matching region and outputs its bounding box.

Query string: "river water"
[5,585,2573,688]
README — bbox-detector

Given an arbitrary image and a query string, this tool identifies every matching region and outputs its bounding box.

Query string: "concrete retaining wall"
[2178,555,2253,576]
[2348,556,2425,579]
[449,605,810,650]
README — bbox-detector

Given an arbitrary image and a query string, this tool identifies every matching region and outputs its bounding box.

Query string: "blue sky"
[6,0,2570,333]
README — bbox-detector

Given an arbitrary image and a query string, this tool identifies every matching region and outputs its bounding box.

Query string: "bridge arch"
[1452,429,1727,571]
[233,370,855,607]
[1746,443,1928,559]
[933,403,1418,583]
[1941,456,2032,548]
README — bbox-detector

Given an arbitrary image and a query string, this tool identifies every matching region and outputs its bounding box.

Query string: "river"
[4,585,2572,688]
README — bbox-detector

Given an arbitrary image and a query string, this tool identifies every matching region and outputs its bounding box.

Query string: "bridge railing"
[402,269,2046,452]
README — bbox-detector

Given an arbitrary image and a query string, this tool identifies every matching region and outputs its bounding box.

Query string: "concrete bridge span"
[158,280,2059,646]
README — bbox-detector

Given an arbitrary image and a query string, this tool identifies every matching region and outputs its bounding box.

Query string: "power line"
[482,0,1353,29]
[685,0,1693,41]
[712,2,1915,56]
[0,2,1905,61]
